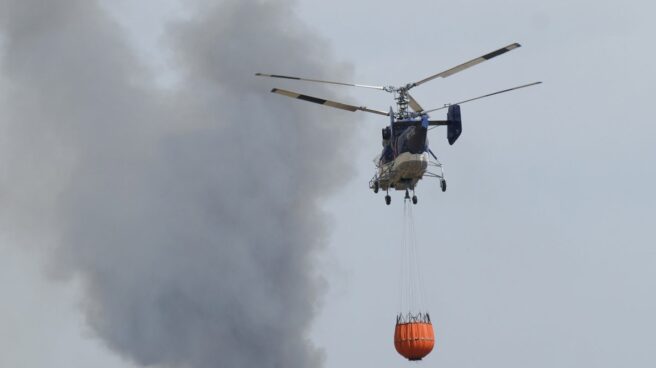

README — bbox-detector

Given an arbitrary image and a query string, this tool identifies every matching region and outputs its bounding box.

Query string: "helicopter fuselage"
[375,119,430,191]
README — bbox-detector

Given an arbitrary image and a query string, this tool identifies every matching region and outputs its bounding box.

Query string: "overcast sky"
[2,0,655,367]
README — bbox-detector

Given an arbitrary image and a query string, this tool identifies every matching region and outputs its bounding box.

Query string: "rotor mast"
[394,88,409,119]
[380,84,417,119]
[393,85,417,120]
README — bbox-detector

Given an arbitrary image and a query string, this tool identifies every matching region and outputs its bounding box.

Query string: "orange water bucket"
[394,320,435,361]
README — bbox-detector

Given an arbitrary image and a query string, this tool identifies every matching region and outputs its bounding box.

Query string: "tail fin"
[447,105,462,145]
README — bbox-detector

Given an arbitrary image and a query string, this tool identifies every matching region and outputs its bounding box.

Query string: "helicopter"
[257,42,541,205]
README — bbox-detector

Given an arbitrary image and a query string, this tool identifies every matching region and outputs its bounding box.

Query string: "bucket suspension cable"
[399,197,427,317]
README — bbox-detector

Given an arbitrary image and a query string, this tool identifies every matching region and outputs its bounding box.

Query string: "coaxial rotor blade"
[423,81,542,114]
[407,92,424,113]
[271,88,390,116]
[410,43,522,88]
[256,73,385,90]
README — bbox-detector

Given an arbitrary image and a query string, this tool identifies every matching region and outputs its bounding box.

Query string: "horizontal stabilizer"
[393,119,450,128]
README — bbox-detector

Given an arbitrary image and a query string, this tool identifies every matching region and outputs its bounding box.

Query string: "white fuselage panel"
[376,152,429,191]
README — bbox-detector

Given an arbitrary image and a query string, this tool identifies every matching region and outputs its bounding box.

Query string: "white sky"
[2,0,655,367]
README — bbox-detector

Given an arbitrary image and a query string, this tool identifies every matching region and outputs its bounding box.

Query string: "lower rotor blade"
[271,88,389,116]
[423,81,542,113]
[407,92,424,113]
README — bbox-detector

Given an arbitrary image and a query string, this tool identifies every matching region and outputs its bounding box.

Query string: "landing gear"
[373,181,379,193]
[405,189,418,205]
[440,179,447,192]
[385,194,391,205]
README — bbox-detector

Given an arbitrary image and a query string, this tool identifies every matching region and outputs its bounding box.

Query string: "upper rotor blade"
[407,92,424,113]
[271,88,390,116]
[423,81,542,113]
[256,73,385,90]
[411,43,522,88]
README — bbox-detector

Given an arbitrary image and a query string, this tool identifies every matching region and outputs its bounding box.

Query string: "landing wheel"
[441,179,447,192]
[412,195,418,205]
[385,195,391,205]
[373,181,379,193]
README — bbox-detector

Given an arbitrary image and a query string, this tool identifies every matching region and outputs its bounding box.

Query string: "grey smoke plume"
[0,0,354,367]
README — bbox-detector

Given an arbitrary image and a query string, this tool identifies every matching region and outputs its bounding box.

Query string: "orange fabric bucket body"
[394,322,435,361]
